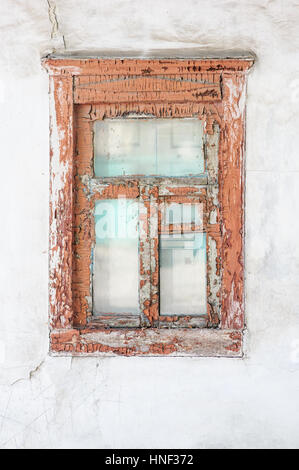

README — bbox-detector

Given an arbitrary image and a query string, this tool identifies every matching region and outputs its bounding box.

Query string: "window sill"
[50,327,243,357]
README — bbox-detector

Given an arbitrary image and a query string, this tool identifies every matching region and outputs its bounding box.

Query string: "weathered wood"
[50,328,243,357]
[43,57,254,356]
[43,58,254,77]
[220,73,246,329]
[74,73,221,104]
[89,315,141,328]
[49,75,74,329]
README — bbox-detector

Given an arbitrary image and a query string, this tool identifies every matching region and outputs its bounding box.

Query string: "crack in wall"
[46,0,66,49]
[10,358,46,386]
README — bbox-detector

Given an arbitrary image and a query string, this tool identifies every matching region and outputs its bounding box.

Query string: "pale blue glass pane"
[94,120,156,177]
[157,119,204,176]
[94,118,204,177]
[93,199,139,315]
[160,233,207,315]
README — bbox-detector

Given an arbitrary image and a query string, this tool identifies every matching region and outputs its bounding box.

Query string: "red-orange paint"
[44,57,254,356]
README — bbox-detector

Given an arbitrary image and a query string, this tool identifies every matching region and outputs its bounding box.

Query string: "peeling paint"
[43,58,253,356]
[50,328,242,357]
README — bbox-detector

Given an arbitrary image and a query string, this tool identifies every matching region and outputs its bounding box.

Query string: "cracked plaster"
[0,0,299,449]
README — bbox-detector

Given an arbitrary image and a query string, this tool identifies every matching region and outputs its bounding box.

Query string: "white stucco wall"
[0,0,299,448]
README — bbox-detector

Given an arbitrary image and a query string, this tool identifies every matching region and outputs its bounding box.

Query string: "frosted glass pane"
[157,119,204,176]
[93,199,139,315]
[94,120,156,176]
[160,233,207,315]
[94,118,204,177]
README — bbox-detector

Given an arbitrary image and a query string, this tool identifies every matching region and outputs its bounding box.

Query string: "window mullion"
[149,186,159,327]
[139,183,152,326]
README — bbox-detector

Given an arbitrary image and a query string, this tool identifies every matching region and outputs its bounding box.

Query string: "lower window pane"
[93,199,139,315]
[159,233,207,315]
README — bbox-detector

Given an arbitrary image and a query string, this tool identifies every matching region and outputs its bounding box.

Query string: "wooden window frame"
[43,57,253,357]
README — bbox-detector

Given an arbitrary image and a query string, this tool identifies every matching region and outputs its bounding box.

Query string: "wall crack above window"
[46,0,66,50]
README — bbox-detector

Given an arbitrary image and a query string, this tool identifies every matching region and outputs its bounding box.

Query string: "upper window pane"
[94,118,204,177]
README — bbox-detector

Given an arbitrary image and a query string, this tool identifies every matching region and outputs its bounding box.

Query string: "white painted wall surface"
[0,0,299,448]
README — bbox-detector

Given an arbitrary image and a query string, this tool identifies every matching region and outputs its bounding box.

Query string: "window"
[80,116,214,329]
[44,57,254,356]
